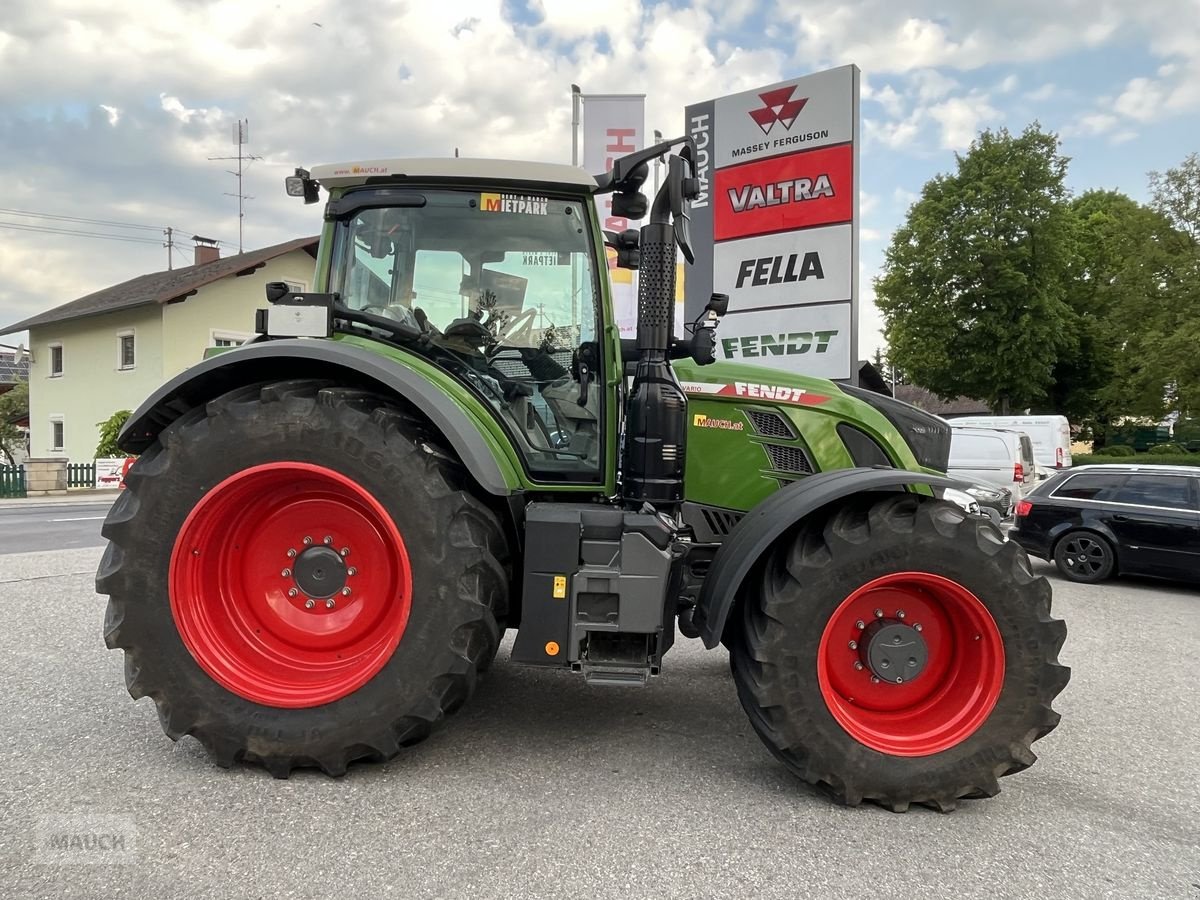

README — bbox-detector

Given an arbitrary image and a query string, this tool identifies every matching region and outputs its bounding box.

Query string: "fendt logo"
[749,86,808,135]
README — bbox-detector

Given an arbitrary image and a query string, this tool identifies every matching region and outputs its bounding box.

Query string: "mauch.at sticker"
[692,413,745,431]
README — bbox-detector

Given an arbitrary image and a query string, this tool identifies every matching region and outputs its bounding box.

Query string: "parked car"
[952,415,1073,470]
[1011,464,1200,584]
[963,482,1014,523]
[948,426,1036,502]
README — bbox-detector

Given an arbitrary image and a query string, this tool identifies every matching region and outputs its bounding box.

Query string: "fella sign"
[684,66,860,380]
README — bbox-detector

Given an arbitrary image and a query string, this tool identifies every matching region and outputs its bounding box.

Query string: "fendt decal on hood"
[680,381,831,406]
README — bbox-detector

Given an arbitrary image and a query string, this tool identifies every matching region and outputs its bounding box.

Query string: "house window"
[50,417,64,452]
[49,344,63,377]
[284,280,307,293]
[118,332,136,369]
[210,330,252,349]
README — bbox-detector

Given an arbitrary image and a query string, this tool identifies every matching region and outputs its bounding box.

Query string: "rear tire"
[729,495,1069,812]
[97,380,509,777]
[1053,530,1114,583]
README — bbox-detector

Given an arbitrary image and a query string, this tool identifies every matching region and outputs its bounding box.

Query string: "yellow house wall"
[28,305,163,462]
[25,248,315,462]
[161,250,314,377]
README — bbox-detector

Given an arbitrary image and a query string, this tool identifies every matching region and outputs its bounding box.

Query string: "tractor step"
[580,664,651,687]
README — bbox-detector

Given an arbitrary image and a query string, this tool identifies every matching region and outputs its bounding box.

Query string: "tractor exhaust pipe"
[622,168,689,509]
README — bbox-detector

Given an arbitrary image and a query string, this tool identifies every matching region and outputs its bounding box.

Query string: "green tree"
[0,381,29,466]
[1048,191,1184,431]
[95,409,132,459]
[1148,152,1200,241]
[875,124,1076,413]
[1142,153,1200,413]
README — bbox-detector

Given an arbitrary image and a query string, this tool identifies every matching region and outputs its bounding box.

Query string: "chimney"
[192,235,221,266]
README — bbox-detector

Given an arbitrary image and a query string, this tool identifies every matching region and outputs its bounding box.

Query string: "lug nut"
[848,640,858,650]
[347,567,357,576]
[870,676,880,684]
[287,588,298,598]
[341,587,351,597]
[895,676,904,684]
[855,620,865,630]
[914,623,923,632]
[326,599,336,609]
[324,535,333,545]
[874,608,883,618]
[340,547,350,557]
[853,661,864,671]
[303,536,313,545]
[896,609,906,619]
[287,548,297,558]
[304,599,315,609]
[281,568,291,577]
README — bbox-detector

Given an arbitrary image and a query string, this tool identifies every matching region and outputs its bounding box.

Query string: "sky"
[1,0,1198,355]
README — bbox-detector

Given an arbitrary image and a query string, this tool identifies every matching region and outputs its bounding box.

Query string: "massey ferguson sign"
[684,66,860,381]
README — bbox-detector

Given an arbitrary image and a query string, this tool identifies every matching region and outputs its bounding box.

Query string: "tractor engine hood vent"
[838,385,951,473]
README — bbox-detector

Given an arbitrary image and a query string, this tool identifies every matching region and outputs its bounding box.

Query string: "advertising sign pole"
[684,65,860,382]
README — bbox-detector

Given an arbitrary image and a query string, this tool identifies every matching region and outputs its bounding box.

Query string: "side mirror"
[611,191,648,220]
[604,229,641,270]
[265,281,290,303]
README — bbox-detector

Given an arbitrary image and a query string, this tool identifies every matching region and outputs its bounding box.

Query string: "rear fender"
[693,468,960,648]
[118,338,519,495]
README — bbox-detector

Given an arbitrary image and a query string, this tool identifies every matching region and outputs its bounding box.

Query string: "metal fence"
[67,463,96,489]
[0,464,25,498]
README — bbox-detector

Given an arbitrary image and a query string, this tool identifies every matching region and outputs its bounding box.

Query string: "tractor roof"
[309,158,598,192]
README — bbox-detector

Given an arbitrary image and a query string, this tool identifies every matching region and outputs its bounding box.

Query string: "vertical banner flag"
[581,93,645,338]
[684,66,859,381]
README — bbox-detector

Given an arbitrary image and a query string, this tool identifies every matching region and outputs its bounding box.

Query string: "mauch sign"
[581,93,645,338]
[684,66,859,381]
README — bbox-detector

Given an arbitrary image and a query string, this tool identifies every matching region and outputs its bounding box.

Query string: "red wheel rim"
[169,462,412,708]
[817,572,1004,756]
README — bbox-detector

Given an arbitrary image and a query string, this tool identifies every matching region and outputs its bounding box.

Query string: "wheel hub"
[292,545,347,598]
[860,619,928,684]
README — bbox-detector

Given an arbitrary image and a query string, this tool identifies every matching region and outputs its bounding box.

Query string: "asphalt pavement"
[0,548,1198,900]
[0,499,114,556]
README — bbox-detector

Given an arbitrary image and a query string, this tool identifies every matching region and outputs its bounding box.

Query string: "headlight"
[965,485,1001,502]
[942,487,981,515]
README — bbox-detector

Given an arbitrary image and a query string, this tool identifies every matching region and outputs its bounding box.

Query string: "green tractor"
[97,138,1067,811]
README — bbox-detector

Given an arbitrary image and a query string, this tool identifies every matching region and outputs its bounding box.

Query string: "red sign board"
[712,142,853,242]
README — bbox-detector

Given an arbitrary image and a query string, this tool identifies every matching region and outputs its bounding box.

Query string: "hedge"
[1072,454,1200,467]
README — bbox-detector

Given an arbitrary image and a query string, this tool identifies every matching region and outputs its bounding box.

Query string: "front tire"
[97,380,509,777]
[729,495,1069,812]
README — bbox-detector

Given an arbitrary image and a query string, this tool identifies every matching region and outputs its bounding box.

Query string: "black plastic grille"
[746,410,794,439]
[701,507,744,536]
[764,443,813,474]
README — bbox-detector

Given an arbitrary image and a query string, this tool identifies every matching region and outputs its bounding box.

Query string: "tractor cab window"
[332,190,604,482]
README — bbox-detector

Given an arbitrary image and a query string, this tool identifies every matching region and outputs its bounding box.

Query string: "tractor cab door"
[330,188,609,484]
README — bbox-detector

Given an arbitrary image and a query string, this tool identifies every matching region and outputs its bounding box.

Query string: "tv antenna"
[208,119,261,253]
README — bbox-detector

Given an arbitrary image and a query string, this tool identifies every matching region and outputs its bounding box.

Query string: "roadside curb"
[0,491,119,510]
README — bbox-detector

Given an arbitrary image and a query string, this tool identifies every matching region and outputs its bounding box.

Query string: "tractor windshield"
[330,189,604,482]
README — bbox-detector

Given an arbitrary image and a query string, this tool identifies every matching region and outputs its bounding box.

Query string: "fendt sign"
[685,66,860,381]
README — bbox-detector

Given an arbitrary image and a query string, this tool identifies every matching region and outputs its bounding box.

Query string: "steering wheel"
[493,306,539,347]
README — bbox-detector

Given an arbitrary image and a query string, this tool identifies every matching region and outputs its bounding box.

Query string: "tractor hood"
[673,359,951,474]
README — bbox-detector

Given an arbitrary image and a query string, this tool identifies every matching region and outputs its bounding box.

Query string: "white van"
[948,426,1037,501]
[952,415,1072,470]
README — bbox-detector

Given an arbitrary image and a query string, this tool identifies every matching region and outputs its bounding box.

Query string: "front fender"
[119,338,519,495]
[693,468,961,648]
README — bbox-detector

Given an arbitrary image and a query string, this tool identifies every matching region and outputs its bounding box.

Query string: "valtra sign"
[684,66,860,381]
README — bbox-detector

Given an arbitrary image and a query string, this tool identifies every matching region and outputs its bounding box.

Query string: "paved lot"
[1,547,1197,899]
[0,500,113,555]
